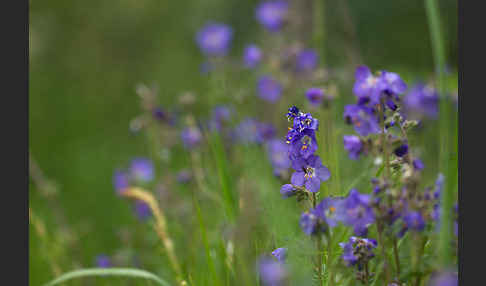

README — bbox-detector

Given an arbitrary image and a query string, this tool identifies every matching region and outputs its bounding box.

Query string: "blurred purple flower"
[256,1,289,32]
[130,158,154,183]
[266,139,291,175]
[280,184,297,198]
[343,135,363,160]
[257,75,282,103]
[243,44,263,68]
[271,248,287,263]
[196,23,233,57]
[181,126,203,149]
[134,200,152,220]
[305,88,324,106]
[413,158,425,171]
[344,104,380,137]
[296,49,318,72]
[404,83,439,119]
[113,170,129,195]
[96,255,112,268]
[258,257,287,286]
[428,270,458,286]
[340,189,375,236]
[176,169,192,184]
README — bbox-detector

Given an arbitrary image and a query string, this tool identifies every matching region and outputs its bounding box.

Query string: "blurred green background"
[29,0,457,285]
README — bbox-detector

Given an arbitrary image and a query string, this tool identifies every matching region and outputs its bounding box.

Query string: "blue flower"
[130,158,154,183]
[393,144,409,157]
[266,139,291,176]
[113,170,129,195]
[280,184,297,198]
[305,88,325,106]
[296,49,318,72]
[256,1,289,32]
[413,158,425,171]
[428,270,457,286]
[290,155,330,193]
[257,76,282,103]
[196,23,233,56]
[271,248,287,263]
[344,104,380,137]
[243,44,263,68]
[340,189,375,236]
[181,126,203,149]
[96,255,112,268]
[300,210,325,235]
[339,236,377,267]
[343,135,363,160]
[258,257,288,286]
[404,83,439,119]
[134,200,152,221]
[315,197,345,227]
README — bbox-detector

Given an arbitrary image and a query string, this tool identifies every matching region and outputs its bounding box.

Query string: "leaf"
[42,268,172,286]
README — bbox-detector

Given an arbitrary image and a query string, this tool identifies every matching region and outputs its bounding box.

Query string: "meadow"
[29,0,458,285]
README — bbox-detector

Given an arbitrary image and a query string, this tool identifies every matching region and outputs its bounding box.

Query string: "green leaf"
[42,268,172,286]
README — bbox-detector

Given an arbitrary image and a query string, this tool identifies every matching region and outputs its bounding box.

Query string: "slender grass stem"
[122,187,185,285]
[392,236,401,277]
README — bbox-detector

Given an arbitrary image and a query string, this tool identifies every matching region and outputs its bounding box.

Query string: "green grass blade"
[42,268,172,286]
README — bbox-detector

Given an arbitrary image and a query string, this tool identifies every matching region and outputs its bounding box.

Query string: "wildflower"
[181,126,203,149]
[95,255,112,268]
[196,23,233,57]
[340,189,375,236]
[113,170,129,195]
[134,200,152,220]
[257,75,282,103]
[344,104,380,137]
[413,158,425,171]
[266,139,291,176]
[305,88,324,107]
[243,44,263,68]
[286,106,300,121]
[280,184,298,198]
[152,107,168,122]
[208,105,232,132]
[300,209,326,235]
[271,248,287,263]
[288,129,318,159]
[292,112,319,133]
[339,236,377,267]
[403,211,426,231]
[258,257,288,286]
[393,144,409,157]
[130,158,154,183]
[404,83,439,119]
[343,135,363,160]
[296,49,318,72]
[176,169,192,184]
[256,1,289,32]
[377,71,407,97]
[352,66,381,103]
[257,122,277,143]
[427,270,458,286]
[290,155,330,193]
[315,197,345,227]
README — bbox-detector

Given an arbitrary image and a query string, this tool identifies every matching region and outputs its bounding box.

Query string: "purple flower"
[344,104,380,137]
[266,139,291,175]
[339,236,377,267]
[288,129,318,159]
[394,144,409,157]
[130,158,154,183]
[296,49,318,72]
[258,257,287,286]
[286,106,300,121]
[315,197,345,227]
[403,211,425,231]
[280,184,297,198]
[377,71,407,96]
[134,200,152,220]
[113,170,129,194]
[352,66,381,103]
[343,135,363,160]
[256,1,289,32]
[209,105,232,132]
[257,122,277,142]
[428,270,458,286]
[292,112,319,133]
[176,169,192,184]
[305,88,324,106]
[271,248,287,263]
[196,23,233,57]
[152,107,168,122]
[243,44,263,68]
[413,158,425,170]
[257,76,282,103]
[96,255,112,268]
[181,126,203,149]
[340,189,375,236]
[300,211,322,235]
[290,155,330,193]
[404,83,439,119]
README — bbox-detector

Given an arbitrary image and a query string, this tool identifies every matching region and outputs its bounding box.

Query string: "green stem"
[313,0,326,66]
[425,0,456,268]
[392,236,401,277]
